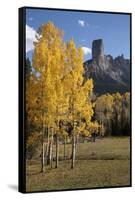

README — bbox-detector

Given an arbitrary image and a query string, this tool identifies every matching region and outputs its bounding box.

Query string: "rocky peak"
[92,39,107,70]
[92,39,104,60]
[84,39,130,95]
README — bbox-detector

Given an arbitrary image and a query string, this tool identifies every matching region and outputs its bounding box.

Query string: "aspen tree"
[65,39,95,168]
[95,93,114,136]
[29,22,98,171]
[33,22,65,172]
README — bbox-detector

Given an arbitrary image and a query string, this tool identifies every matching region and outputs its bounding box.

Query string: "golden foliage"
[26,22,99,146]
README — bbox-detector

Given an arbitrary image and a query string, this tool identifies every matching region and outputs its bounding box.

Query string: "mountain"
[83,39,130,95]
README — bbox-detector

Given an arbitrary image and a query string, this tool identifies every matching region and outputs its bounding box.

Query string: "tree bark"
[49,129,53,167]
[55,133,59,168]
[40,80,45,173]
[47,143,50,165]
[41,138,45,173]
[64,136,66,160]
[71,96,76,169]
[46,127,50,166]
[71,134,76,169]
[51,140,53,168]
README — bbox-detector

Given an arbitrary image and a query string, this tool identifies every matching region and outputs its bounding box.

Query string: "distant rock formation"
[84,39,130,95]
[92,39,105,67]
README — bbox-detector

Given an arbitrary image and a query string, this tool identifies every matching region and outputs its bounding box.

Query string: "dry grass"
[26,137,131,192]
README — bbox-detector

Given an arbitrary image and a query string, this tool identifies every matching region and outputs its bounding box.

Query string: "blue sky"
[26,8,130,62]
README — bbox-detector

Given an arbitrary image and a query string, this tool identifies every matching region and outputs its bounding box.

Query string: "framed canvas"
[19,6,132,193]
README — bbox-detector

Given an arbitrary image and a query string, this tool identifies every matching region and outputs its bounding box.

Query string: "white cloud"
[26,25,37,53]
[81,46,92,55]
[78,20,85,27]
[29,17,33,21]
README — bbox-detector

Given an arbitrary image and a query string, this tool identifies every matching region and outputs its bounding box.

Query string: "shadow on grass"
[27,168,56,176]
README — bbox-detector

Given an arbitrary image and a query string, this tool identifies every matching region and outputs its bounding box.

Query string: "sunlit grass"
[26,137,130,192]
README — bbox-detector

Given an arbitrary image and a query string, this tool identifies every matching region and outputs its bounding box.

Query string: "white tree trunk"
[71,134,76,169]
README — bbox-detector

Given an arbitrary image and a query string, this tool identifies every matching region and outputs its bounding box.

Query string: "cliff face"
[84,39,130,95]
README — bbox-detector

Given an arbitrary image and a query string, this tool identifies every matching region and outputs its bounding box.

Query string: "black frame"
[19,6,132,193]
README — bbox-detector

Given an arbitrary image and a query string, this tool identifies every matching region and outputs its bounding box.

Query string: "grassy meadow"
[26,137,131,192]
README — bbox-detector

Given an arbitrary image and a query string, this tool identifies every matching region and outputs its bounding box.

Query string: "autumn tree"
[25,56,43,159]
[95,92,130,136]
[95,93,114,136]
[26,57,32,78]
[32,22,66,172]
[63,39,96,168]
[27,21,100,172]
[122,92,130,135]
[112,92,130,136]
